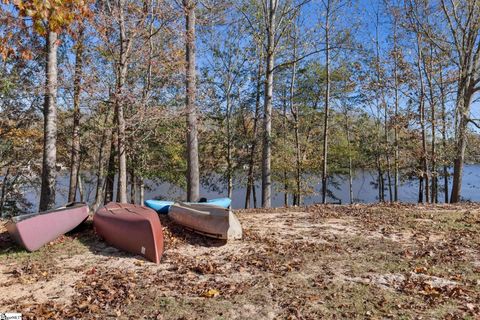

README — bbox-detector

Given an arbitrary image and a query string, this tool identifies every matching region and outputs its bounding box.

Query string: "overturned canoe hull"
[144,197,232,214]
[6,202,89,252]
[168,203,242,240]
[93,202,164,264]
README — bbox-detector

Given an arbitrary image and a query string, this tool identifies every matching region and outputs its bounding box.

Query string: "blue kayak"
[144,197,232,214]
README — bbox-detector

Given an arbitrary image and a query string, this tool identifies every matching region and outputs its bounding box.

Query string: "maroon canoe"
[6,202,89,252]
[93,202,164,264]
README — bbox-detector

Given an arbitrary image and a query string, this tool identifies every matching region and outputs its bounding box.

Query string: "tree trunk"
[384,99,393,202]
[418,175,424,203]
[451,92,473,203]
[0,167,10,217]
[226,91,233,199]
[348,158,353,204]
[423,44,437,203]
[130,167,136,204]
[184,0,200,202]
[245,54,262,209]
[439,62,449,203]
[450,132,464,203]
[289,23,301,206]
[116,0,128,203]
[450,65,477,202]
[293,110,301,206]
[377,164,384,202]
[39,30,58,211]
[282,87,288,207]
[132,2,154,207]
[140,179,145,204]
[78,174,84,202]
[416,33,429,203]
[384,98,393,202]
[321,1,330,204]
[261,0,276,208]
[68,29,84,203]
[105,127,117,204]
[382,94,392,202]
[344,109,354,204]
[116,103,127,203]
[375,14,390,203]
[392,17,399,202]
[94,107,112,211]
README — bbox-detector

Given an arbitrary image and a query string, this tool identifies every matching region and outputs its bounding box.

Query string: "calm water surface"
[21,164,480,211]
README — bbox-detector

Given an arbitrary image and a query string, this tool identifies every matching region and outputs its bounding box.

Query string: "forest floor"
[0,203,479,319]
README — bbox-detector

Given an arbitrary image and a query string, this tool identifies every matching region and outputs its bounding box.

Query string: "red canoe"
[6,202,89,252]
[93,202,164,264]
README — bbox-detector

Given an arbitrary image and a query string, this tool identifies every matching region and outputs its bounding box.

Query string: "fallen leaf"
[414,266,427,274]
[202,288,220,298]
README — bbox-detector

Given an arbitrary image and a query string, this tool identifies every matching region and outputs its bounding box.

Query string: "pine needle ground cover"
[1,204,479,319]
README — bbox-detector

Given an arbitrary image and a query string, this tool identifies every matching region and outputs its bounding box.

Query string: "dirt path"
[1,204,479,319]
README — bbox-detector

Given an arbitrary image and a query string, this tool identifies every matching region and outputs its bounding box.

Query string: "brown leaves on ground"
[1,203,479,319]
[16,266,138,319]
[73,267,137,315]
[3,260,57,286]
[146,253,255,299]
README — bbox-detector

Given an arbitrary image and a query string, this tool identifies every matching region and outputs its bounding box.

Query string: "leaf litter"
[0,203,479,319]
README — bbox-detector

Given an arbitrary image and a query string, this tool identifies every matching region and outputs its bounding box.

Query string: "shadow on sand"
[157,214,227,247]
[0,229,20,254]
[75,214,227,262]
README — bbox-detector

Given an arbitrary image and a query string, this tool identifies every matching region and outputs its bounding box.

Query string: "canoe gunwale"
[10,202,88,223]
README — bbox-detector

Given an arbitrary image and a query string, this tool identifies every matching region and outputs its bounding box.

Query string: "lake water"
[20,164,480,211]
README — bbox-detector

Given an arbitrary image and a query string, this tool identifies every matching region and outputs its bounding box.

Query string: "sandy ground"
[0,203,479,319]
